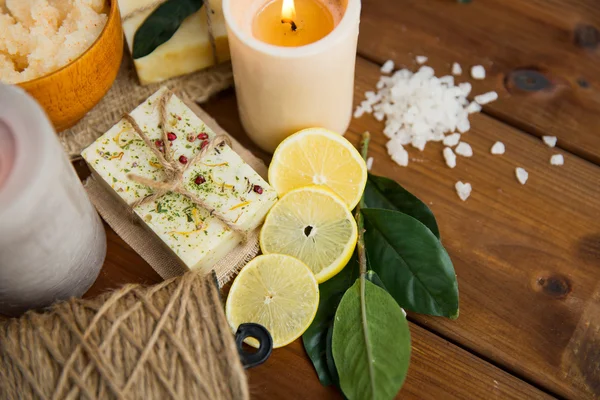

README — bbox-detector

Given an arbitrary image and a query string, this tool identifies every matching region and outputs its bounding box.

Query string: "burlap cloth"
[59,55,233,160]
[0,271,249,400]
[84,100,266,286]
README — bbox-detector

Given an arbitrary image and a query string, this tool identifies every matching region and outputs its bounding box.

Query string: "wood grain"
[86,224,552,399]
[357,0,600,164]
[351,56,600,399]
[18,0,123,131]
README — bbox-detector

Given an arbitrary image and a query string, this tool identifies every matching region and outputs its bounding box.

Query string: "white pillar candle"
[223,0,361,153]
[0,85,106,316]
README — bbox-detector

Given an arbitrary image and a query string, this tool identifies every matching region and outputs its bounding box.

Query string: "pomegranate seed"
[194,175,206,185]
[179,155,188,164]
[167,132,177,141]
[253,185,264,194]
[197,132,209,140]
[154,139,164,148]
[201,140,209,149]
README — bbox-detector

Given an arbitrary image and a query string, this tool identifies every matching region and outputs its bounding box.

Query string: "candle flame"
[281,0,296,22]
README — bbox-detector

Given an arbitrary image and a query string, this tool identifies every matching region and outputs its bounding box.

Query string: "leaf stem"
[356,131,376,399]
[355,131,370,276]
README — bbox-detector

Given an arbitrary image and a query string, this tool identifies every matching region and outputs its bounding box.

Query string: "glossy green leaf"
[302,253,359,386]
[364,174,440,239]
[362,208,459,318]
[132,0,203,59]
[333,279,411,400]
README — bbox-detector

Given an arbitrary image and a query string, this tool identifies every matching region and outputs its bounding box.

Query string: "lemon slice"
[260,186,358,283]
[268,127,368,210]
[226,254,319,348]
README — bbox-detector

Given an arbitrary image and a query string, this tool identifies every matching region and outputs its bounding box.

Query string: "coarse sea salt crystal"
[475,91,498,105]
[443,133,461,147]
[471,65,486,80]
[443,147,457,168]
[490,141,505,155]
[415,55,428,64]
[516,167,528,185]
[458,82,472,96]
[367,157,374,170]
[543,136,557,148]
[550,154,564,166]
[455,142,473,157]
[452,62,462,76]
[381,60,395,74]
[455,181,472,201]
[387,139,409,167]
[466,101,482,114]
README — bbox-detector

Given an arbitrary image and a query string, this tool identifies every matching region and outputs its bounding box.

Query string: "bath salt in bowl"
[9,0,123,131]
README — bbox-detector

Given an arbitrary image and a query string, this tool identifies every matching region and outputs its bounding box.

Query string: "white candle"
[223,0,360,153]
[0,85,106,316]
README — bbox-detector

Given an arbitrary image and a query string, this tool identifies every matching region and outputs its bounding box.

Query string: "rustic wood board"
[357,0,600,163]
[350,57,600,399]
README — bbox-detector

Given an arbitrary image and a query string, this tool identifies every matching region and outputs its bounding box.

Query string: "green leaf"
[302,253,359,386]
[362,208,459,318]
[333,279,411,400]
[132,0,203,59]
[364,174,440,239]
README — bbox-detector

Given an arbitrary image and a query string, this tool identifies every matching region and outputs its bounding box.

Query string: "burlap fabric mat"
[59,55,233,160]
[84,101,265,286]
[0,271,249,400]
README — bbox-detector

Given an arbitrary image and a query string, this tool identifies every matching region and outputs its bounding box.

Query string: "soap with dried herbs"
[82,87,277,271]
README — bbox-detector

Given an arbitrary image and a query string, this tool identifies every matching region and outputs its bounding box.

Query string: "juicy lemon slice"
[226,254,319,348]
[260,186,358,283]
[268,127,368,210]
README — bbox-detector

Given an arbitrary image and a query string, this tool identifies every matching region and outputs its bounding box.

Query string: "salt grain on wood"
[550,154,564,166]
[452,62,462,75]
[455,181,472,201]
[415,55,428,64]
[381,60,395,74]
[474,91,498,105]
[466,101,482,114]
[455,142,473,157]
[443,133,461,147]
[490,141,505,155]
[516,167,528,185]
[367,157,374,170]
[471,65,486,80]
[543,136,557,148]
[443,147,457,168]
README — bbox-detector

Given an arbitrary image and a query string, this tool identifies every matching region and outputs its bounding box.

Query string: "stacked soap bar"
[82,87,278,271]
[119,0,230,85]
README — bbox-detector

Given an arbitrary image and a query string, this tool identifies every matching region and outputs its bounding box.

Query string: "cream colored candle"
[0,85,106,316]
[223,0,360,153]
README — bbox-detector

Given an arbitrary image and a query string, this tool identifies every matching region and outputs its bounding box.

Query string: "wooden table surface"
[81,0,600,398]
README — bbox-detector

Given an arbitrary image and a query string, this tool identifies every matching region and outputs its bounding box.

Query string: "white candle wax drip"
[0,85,106,316]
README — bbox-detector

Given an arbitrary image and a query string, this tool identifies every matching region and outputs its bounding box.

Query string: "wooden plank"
[357,0,600,163]
[87,226,551,399]
[351,56,600,399]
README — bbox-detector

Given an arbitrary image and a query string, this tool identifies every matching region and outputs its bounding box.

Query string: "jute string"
[0,272,249,400]
[122,91,244,236]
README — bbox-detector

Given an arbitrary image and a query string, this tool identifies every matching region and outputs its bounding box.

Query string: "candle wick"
[281,19,298,32]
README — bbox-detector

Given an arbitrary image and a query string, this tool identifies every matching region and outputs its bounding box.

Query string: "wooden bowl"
[18,0,123,132]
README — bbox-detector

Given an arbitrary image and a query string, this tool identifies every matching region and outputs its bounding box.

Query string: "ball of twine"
[0,272,248,400]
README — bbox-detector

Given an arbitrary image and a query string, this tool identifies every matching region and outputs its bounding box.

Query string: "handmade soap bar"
[119,0,230,85]
[82,87,277,271]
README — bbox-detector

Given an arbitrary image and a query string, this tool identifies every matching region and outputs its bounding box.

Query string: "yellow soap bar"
[82,88,277,271]
[119,0,230,85]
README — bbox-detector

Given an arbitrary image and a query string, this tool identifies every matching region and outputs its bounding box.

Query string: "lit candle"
[223,0,360,152]
[253,0,335,47]
[0,85,106,316]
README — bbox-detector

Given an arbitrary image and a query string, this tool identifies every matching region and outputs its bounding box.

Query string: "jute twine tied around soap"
[85,99,265,285]
[123,90,245,237]
[0,272,249,400]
